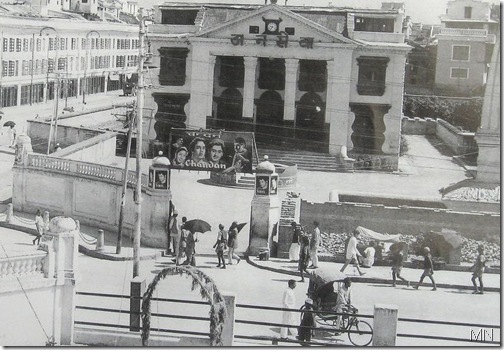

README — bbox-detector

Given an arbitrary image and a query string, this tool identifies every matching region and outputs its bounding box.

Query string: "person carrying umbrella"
[227,221,241,265]
[181,218,212,266]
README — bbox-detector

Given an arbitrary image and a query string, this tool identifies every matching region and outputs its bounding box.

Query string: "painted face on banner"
[192,140,206,161]
[210,144,224,163]
[175,149,187,164]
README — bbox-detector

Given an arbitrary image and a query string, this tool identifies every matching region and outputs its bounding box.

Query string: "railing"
[27,154,148,189]
[234,302,373,346]
[438,28,488,37]
[0,252,47,278]
[397,316,500,345]
[75,292,212,341]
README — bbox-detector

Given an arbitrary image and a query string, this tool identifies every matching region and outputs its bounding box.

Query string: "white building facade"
[144,1,411,169]
[0,5,139,110]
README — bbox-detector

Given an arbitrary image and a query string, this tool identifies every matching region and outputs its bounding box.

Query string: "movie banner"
[169,129,255,173]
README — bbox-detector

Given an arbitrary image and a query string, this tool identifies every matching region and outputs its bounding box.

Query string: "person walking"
[280,279,297,339]
[340,230,365,276]
[213,224,228,269]
[169,210,180,258]
[391,246,410,287]
[308,221,320,269]
[42,211,50,234]
[297,298,315,345]
[470,245,486,294]
[289,222,301,262]
[414,247,437,291]
[227,221,241,265]
[175,217,188,265]
[183,229,196,266]
[33,210,44,245]
[298,231,310,282]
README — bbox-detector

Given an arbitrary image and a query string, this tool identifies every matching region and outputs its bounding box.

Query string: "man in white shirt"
[362,241,376,268]
[335,278,353,331]
[280,279,297,339]
[308,221,321,268]
[340,230,365,276]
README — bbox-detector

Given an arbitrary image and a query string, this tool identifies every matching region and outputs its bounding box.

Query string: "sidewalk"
[246,256,501,292]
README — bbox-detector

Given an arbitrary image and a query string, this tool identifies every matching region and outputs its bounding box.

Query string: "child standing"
[214,224,227,269]
[298,298,315,345]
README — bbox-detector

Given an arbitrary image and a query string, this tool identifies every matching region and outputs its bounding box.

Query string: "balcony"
[351,31,405,44]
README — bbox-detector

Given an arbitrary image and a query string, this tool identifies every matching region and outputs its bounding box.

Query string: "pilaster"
[326,51,353,154]
[283,58,298,121]
[206,55,217,117]
[242,56,258,119]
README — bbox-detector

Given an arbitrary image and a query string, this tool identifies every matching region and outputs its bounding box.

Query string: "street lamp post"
[133,8,149,278]
[40,26,59,154]
[82,30,100,104]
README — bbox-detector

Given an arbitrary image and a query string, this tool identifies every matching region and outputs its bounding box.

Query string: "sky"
[137,0,501,24]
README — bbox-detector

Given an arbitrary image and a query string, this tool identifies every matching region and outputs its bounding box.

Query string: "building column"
[242,56,257,119]
[326,50,353,155]
[16,84,22,106]
[188,47,212,129]
[383,53,405,155]
[283,58,298,122]
[206,55,216,118]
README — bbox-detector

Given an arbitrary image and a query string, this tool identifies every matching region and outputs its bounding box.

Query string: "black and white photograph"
[0,0,500,346]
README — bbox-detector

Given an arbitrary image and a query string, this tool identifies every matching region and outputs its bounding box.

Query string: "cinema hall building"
[144,0,411,169]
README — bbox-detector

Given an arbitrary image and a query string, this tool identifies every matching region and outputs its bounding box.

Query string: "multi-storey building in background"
[435,0,499,93]
[144,0,411,170]
[0,1,139,110]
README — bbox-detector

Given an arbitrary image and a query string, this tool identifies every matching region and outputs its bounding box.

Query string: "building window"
[23,38,29,52]
[161,9,198,25]
[1,61,7,77]
[354,17,394,32]
[81,38,86,49]
[58,57,67,71]
[22,60,29,76]
[71,38,77,50]
[116,55,125,67]
[258,58,285,90]
[8,61,17,76]
[158,47,189,86]
[36,38,42,51]
[16,38,21,52]
[298,60,327,92]
[48,58,54,73]
[2,38,7,52]
[356,56,389,96]
[218,56,244,88]
[452,45,470,61]
[464,6,472,19]
[9,38,15,52]
[1,86,18,107]
[450,68,468,79]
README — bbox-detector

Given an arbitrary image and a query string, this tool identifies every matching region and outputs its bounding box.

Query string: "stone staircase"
[256,145,343,172]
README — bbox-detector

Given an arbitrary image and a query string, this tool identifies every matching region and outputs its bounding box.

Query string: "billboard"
[169,129,255,173]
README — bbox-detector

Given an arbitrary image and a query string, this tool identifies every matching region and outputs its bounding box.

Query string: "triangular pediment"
[195,4,359,46]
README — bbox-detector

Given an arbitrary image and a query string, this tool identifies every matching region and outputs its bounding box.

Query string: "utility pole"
[116,103,135,254]
[133,8,147,278]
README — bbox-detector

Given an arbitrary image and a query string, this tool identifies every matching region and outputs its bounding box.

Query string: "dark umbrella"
[236,222,247,233]
[3,121,15,128]
[184,219,212,234]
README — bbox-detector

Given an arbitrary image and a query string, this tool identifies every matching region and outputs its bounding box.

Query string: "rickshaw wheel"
[348,319,373,346]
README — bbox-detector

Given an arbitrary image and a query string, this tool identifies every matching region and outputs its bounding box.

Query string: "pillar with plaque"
[248,155,280,257]
[143,151,173,248]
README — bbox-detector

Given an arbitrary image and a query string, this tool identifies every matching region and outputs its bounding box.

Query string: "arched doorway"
[215,88,243,131]
[255,90,284,145]
[349,103,386,154]
[295,92,327,150]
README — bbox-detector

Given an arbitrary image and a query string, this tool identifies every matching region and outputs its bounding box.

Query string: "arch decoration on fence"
[141,266,227,346]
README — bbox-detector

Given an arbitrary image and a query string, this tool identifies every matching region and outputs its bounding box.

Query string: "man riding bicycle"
[334,277,352,332]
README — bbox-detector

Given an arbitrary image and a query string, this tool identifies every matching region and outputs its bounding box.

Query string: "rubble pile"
[319,231,500,265]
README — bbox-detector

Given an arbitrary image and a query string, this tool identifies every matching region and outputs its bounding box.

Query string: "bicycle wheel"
[348,319,373,346]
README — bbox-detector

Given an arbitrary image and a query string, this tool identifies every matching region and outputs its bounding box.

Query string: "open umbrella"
[236,222,247,233]
[184,219,212,234]
[3,121,15,128]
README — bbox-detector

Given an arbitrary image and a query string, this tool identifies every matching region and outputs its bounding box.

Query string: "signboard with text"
[169,129,255,173]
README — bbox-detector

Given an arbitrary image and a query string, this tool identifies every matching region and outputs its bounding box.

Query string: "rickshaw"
[302,267,373,346]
